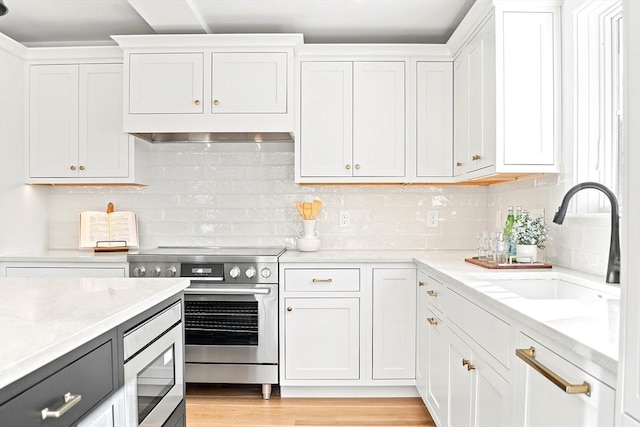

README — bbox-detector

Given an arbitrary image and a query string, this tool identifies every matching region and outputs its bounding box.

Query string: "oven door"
[123,323,184,427]
[183,283,278,364]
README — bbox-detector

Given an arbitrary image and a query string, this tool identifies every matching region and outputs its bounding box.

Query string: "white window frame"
[572,0,623,213]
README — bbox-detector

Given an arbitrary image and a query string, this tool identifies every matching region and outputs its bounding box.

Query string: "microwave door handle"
[184,287,271,296]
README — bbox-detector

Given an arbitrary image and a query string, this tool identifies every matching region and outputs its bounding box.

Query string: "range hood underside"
[132,132,294,143]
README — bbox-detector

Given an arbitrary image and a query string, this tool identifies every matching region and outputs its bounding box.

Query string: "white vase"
[516,244,538,263]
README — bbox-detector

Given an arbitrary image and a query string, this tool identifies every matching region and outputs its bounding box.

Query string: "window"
[573,0,623,213]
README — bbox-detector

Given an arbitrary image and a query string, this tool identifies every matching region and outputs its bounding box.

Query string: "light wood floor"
[186,384,435,427]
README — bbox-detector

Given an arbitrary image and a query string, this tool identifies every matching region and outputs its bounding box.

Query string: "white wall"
[46,142,488,251]
[0,34,48,255]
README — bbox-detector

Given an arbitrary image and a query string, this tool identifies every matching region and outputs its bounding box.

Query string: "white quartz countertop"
[0,277,189,389]
[281,249,620,372]
[0,250,128,263]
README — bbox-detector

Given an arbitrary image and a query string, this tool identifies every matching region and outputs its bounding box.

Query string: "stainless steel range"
[127,246,286,400]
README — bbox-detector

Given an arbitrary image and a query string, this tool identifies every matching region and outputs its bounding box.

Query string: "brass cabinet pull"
[467,364,476,371]
[213,99,220,105]
[418,281,424,287]
[462,358,470,366]
[79,165,85,171]
[194,99,201,105]
[286,306,293,312]
[41,393,82,420]
[427,290,438,297]
[456,162,463,167]
[472,154,482,161]
[312,278,333,283]
[345,164,351,170]
[516,347,591,396]
[427,317,438,326]
[355,164,361,169]
[70,165,76,171]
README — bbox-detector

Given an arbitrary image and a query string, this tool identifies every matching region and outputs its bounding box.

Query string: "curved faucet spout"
[552,182,620,284]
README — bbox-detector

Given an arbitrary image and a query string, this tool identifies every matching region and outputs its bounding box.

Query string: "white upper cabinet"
[298,60,405,182]
[114,35,302,134]
[449,0,561,180]
[415,62,453,179]
[212,52,287,114]
[129,53,204,114]
[28,62,134,184]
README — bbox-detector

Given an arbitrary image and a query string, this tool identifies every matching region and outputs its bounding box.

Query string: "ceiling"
[0,0,475,47]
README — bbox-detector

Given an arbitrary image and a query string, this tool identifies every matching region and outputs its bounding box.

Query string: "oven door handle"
[184,287,271,296]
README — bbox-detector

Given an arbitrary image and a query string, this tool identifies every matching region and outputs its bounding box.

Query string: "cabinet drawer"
[424,275,446,312]
[0,340,115,427]
[446,288,510,368]
[284,268,360,292]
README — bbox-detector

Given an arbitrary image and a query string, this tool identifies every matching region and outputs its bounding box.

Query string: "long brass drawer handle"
[516,347,591,396]
[427,290,438,297]
[41,392,82,419]
[312,278,333,283]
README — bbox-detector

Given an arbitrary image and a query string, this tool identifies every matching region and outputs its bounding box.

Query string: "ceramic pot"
[516,244,538,263]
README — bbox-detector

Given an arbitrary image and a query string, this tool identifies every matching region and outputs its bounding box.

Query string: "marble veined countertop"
[0,277,189,389]
[281,249,621,373]
[0,250,129,263]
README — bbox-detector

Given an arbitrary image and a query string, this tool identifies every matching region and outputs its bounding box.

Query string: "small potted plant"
[509,211,549,263]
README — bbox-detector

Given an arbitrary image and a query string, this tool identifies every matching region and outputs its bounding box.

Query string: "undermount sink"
[473,277,620,322]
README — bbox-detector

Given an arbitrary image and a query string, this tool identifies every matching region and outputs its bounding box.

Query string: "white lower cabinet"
[372,268,416,379]
[424,306,448,427]
[284,297,360,380]
[514,333,615,427]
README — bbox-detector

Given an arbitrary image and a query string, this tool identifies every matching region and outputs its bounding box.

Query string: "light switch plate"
[427,210,439,228]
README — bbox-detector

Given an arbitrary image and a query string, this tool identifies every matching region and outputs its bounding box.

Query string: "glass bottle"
[503,206,515,259]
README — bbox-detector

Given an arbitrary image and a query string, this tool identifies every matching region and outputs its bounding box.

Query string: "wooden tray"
[465,257,552,269]
[94,246,129,253]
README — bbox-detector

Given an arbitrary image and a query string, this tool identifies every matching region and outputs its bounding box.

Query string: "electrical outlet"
[427,210,439,228]
[339,210,350,228]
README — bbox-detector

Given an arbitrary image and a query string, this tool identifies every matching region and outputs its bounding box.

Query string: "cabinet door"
[284,298,359,380]
[299,62,353,177]
[79,64,129,178]
[453,53,469,177]
[425,306,448,427]
[353,62,405,177]
[29,65,79,178]
[371,268,416,379]
[448,330,474,427]
[515,333,615,427]
[416,62,453,177]
[501,12,555,166]
[128,53,204,114]
[467,20,496,174]
[212,52,287,114]
[474,352,511,427]
[415,272,428,402]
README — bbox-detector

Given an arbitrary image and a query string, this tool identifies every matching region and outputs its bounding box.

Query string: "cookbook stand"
[94,203,130,252]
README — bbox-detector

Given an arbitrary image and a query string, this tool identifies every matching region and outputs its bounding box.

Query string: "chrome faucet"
[552,182,620,284]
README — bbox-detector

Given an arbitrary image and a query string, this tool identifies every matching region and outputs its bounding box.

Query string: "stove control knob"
[165,266,177,277]
[245,267,256,279]
[149,266,162,277]
[133,266,146,277]
[260,268,272,279]
[229,267,241,279]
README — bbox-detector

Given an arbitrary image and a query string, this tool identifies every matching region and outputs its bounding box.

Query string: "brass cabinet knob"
[472,154,482,161]
[70,165,76,171]
[194,100,201,106]
[456,162,463,167]
[79,165,85,171]
[287,306,293,312]
[418,281,424,287]
[467,364,476,371]
[427,290,438,297]
[462,358,470,366]
[345,164,351,170]
[355,164,361,170]
[213,99,220,106]
[427,317,438,326]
